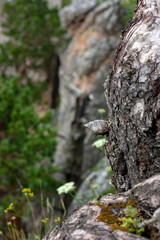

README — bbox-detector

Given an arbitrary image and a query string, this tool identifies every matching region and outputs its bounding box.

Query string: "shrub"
[0,0,66,79]
[121,0,137,26]
[0,75,59,209]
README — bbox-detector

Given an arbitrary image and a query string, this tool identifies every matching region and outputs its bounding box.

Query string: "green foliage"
[61,0,72,8]
[1,188,61,239]
[121,0,137,26]
[0,76,59,207]
[0,0,65,237]
[96,0,106,5]
[0,0,66,78]
[106,166,114,177]
[119,205,145,235]
[92,159,105,172]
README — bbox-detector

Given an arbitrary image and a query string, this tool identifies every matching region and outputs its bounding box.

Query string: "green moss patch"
[96,199,137,232]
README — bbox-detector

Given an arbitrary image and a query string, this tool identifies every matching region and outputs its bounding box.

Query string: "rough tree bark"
[105,0,160,192]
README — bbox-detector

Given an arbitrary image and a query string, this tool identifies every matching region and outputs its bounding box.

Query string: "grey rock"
[54,0,121,190]
[43,175,160,240]
[60,0,97,28]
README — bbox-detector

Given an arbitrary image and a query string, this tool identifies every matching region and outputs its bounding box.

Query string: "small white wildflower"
[98,109,106,115]
[11,216,16,221]
[92,138,106,149]
[57,182,76,195]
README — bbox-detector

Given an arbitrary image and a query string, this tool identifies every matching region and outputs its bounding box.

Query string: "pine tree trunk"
[105,0,160,192]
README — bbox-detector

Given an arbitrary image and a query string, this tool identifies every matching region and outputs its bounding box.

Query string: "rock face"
[55,0,121,186]
[43,175,160,240]
[60,0,97,28]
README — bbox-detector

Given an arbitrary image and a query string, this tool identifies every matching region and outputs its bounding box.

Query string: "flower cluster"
[92,138,106,149]
[22,188,34,197]
[57,182,76,195]
[4,203,14,213]
[54,217,61,223]
[41,218,49,223]
[6,203,14,211]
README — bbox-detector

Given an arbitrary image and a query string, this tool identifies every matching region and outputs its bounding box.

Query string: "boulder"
[43,175,160,240]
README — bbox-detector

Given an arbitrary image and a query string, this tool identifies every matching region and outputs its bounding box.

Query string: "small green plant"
[86,178,99,199]
[119,205,145,235]
[92,137,106,152]
[121,0,137,26]
[106,166,114,177]
[0,187,60,240]
[103,76,109,89]
[98,108,106,120]
[0,75,60,212]
[57,182,83,205]
[57,182,83,218]
[57,180,99,213]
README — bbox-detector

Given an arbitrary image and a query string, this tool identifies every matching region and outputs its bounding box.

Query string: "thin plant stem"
[40,186,45,235]
[7,225,14,240]
[22,229,28,240]
[47,198,54,230]
[17,179,39,237]
[60,198,66,219]
[91,188,98,198]
[10,225,16,240]
[69,192,83,205]
[40,183,45,218]
[13,222,20,240]
[27,196,39,237]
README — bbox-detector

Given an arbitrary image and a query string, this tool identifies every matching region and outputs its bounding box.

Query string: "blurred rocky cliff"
[55,0,122,208]
[0,0,123,211]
